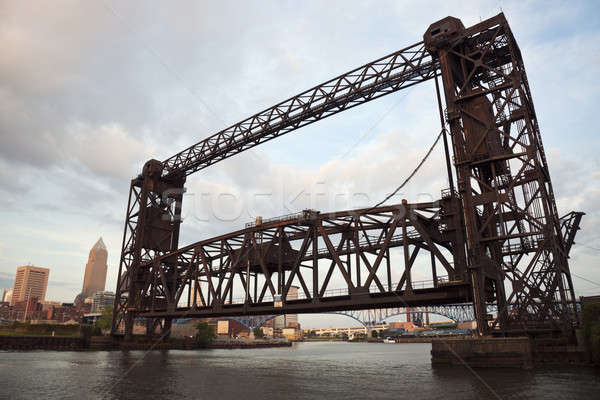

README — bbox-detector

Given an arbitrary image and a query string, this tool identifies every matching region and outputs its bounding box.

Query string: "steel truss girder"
[127,201,472,322]
[161,43,437,178]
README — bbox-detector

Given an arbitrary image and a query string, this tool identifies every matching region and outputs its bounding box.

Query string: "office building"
[91,291,115,313]
[81,237,108,298]
[10,265,49,306]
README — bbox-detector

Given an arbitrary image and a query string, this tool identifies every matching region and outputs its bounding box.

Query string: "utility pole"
[23,287,32,322]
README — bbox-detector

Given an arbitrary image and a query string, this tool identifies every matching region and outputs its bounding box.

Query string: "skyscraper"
[10,266,49,306]
[2,288,13,303]
[81,237,108,299]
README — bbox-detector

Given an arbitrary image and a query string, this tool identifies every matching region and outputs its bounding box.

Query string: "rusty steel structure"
[112,14,583,339]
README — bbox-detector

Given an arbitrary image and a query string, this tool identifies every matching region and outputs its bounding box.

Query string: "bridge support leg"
[145,318,155,338]
[162,318,173,340]
[124,313,135,341]
[112,159,186,342]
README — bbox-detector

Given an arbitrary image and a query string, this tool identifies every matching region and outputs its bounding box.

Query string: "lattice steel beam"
[161,43,437,178]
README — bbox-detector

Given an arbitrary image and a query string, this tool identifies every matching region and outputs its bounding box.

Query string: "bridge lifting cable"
[369,71,450,212]
[368,128,443,211]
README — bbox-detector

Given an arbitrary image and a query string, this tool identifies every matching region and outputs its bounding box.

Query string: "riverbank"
[115,338,292,351]
[0,335,87,350]
[0,334,292,351]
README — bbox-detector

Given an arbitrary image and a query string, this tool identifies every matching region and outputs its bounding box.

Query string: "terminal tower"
[80,237,108,299]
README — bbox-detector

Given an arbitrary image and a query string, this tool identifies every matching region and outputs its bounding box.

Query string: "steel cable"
[368,128,444,212]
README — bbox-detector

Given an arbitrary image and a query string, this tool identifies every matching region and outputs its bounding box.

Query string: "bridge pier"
[124,314,135,342]
[145,318,154,338]
[432,337,534,369]
[162,318,173,339]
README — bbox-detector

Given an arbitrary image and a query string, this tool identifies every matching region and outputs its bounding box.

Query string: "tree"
[195,322,216,347]
[95,306,113,332]
[253,327,264,339]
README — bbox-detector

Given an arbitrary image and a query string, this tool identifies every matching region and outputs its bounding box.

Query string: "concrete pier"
[431,337,588,368]
[431,337,533,368]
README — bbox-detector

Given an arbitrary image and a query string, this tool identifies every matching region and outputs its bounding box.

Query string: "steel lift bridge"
[111,14,584,339]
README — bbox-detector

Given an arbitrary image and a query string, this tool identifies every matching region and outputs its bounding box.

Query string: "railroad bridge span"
[112,14,584,340]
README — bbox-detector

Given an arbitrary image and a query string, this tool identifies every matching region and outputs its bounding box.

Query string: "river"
[1,342,599,399]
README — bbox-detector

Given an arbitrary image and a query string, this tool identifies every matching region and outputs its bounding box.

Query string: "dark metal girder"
[161,43,437,178]
[140,283,472,319]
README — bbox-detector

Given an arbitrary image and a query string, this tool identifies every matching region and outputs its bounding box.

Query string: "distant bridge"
[220,301,582,330]
[222,303,477,330]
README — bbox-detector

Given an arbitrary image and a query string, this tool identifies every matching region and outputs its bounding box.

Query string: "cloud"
[63,122,151,180]
[0,0,599,314]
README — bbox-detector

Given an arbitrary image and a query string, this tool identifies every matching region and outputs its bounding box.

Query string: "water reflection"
[1,343,598,400]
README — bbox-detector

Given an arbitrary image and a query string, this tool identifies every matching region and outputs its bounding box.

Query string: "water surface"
[1,342,599,399]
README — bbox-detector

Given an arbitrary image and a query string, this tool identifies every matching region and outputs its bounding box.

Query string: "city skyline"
[0,1,598,330]
[1,238,110,306]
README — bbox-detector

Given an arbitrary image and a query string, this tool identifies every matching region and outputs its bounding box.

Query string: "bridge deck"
[140,283,472,319]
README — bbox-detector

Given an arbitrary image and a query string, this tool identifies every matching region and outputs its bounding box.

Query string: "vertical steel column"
[424,14,578,335]
[111,159,185,340]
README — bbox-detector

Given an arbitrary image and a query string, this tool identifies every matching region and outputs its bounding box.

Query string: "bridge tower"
[111,160,185,339]
[424,16,577,334]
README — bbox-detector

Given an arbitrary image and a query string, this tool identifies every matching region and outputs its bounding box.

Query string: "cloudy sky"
[1,1,599,328]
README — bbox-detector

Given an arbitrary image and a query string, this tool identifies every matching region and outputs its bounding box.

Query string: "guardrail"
[245,212,304,228]
[206,276,451,306]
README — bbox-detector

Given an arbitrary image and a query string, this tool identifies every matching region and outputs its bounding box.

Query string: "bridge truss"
[112,14,583,339]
